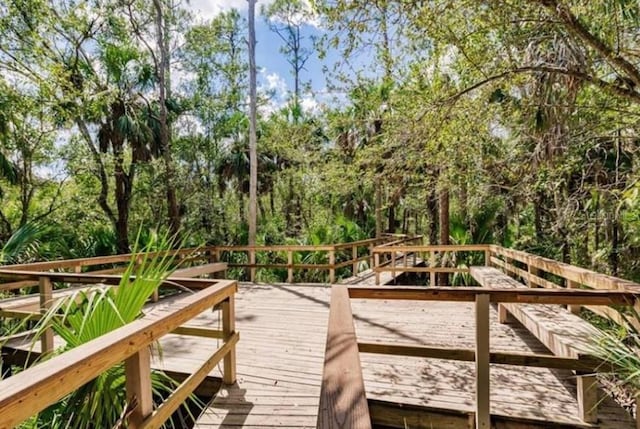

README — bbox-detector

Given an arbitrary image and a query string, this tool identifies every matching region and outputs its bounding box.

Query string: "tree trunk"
[427,189,438,245]
[248,0,258,246]
[438,187,450,285]
[375,177,383,238]
[153,0,181,239]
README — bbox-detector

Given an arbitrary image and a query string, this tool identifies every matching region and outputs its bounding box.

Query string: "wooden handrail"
[317,286,371,428]
[0,279,238,428]
[321,284,637,429]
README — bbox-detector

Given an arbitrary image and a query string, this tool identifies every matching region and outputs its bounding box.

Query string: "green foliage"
[14,231,188,428]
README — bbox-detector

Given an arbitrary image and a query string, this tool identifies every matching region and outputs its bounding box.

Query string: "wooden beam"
[347,286,636,305]
[222,296,237,385]
[317,285,371,428]
[173,262,227,278]
[328,250,335,284]
[125,347,153,428]
[357,343,609,372]
[38,276,54,355]
[577,374,598,423]
[475,293,491,429]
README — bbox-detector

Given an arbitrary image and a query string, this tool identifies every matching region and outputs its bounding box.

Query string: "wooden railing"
[0,276,238,429]
[373,243,489,285]
[211,235,418,283]
[489,245,640,326]
[319,285,636,429]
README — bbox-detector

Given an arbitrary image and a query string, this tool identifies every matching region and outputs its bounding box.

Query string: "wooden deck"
[160,283,632,429]
[2,269,635,428]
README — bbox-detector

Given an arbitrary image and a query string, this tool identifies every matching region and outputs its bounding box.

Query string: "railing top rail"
[490,245,640,291]
[0,280,237,429]
[373,244,490,252]
[206,244,336,252]
[1,248,205,272]
[0,270,224,290]
[347,285,636,305]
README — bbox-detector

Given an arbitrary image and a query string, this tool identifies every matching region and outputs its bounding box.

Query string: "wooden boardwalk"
[160,282,631,429]
[2,261,635,428]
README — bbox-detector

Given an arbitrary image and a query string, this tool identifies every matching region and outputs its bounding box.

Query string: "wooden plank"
[375,267,468,274]
[38,276,54,355]
[0,280,237,429]
[577,374,598,423]
[348,285,635,305]
[222,295,237,384]
[172,326,224,339]
[475,293,491,429]
[173,262,227,278]
[287,251,293,283]
[358,343,608,371]
[328,250,335,284]
[317,285,371,428]
[374,244,490,253]
[125,347,153,428]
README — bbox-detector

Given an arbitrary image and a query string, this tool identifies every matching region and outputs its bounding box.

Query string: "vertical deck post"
[577,373,598,423]
[527,263,539,288]
[329,249,336,284]
[352,245,358,276]
[39,276,54,355]
[287,250,294,283]
[430,251,436,286]
[125,347,153,428]
[391,250,396,283]
[484,249,491,266]
[369,244,374,268]
[249,249,256,282]
[222,295,237,384]
[567,280,581,314]
[374,251,380,285]
[475,293,490,429]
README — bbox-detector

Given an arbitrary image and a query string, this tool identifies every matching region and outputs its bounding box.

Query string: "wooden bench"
[470,266,602,424]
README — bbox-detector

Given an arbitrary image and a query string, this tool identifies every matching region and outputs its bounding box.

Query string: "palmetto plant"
[15,232,190,429]
[590,309,640,393]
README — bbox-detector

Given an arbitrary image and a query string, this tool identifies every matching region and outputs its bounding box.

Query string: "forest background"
[1,0,639,282]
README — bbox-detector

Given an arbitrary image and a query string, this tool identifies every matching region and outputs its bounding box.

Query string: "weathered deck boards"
[190,284,634,428]
[3,282,635,428]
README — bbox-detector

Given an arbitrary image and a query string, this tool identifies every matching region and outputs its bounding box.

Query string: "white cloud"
[187,0,277,21]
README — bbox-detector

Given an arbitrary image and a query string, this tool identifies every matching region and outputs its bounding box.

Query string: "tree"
[248,0,258,246]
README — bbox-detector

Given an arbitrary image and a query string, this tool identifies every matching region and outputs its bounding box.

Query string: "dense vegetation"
[1,1,640,282]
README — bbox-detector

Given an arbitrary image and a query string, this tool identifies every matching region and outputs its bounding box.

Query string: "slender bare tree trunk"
[153,0,181,238]
[248,0,258,246]
[438,187,450,285]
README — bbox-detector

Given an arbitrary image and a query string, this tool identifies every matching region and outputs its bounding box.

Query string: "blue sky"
[187,0,344,113]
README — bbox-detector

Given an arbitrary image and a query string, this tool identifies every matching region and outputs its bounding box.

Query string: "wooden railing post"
[430,251,436,286]
[577,373,598,423]
[475,293,490,429]
[368,244,374,268]
[527,263,539,288]
[374,251,380,285]
[391,250,396,283]
[484,249,491,266]
[329,249,336,284]
[567,280,581,314]
[287,250,294,283]
[125,347,153,428]
[249,249,256,282]
[39,276,54,355]
[222,295,237,384]
[352,245,358,276]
